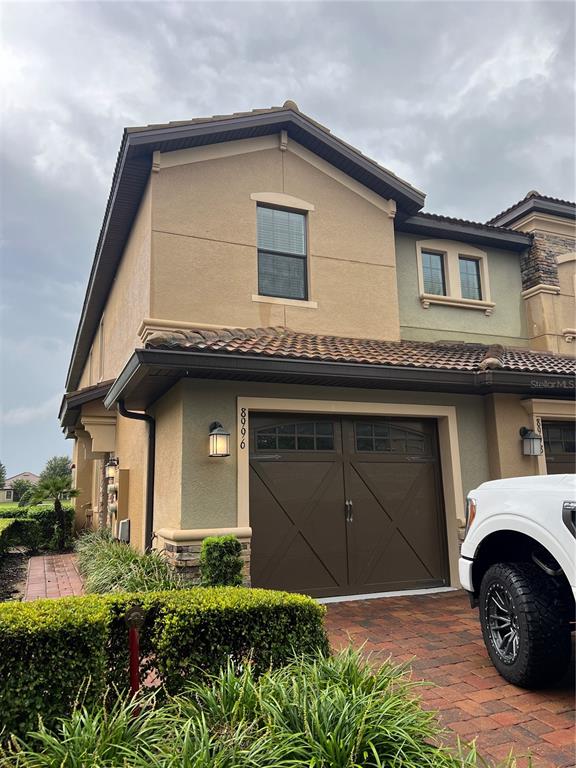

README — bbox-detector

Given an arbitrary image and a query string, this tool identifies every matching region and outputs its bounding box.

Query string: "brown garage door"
[543,421,576,474]
[249,414,449,597]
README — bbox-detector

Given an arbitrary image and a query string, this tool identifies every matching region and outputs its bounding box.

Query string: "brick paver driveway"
[325,590,575,768]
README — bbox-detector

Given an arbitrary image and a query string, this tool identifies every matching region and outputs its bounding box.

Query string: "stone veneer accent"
[162,538,251,585]
[521,231,575,291]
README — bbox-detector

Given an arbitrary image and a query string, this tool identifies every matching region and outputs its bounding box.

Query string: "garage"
[249,413,449,597]
[543,421,576,474]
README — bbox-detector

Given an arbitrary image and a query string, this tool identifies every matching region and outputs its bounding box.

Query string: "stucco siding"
[395,233,528,345]
[174,379,491,533]
[151,383,184,532]
[115,415,148,551]
[150,138,399,342]
[77,179,153,388]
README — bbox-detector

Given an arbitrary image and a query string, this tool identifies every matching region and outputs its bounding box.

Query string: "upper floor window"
[459,257,482,300]
[416,239,494,315]
[257,205,307,300]
[422,251,446,296]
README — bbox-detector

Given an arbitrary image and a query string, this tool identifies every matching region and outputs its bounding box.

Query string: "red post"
[129,626,140,697]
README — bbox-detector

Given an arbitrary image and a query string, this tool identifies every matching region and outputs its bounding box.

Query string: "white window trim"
[416,239,495,316]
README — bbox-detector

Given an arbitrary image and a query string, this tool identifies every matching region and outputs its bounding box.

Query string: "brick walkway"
[24,553,84,600]
[326,590,575,768]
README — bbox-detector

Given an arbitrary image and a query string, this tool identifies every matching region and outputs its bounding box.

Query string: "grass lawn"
[0,502,20,511]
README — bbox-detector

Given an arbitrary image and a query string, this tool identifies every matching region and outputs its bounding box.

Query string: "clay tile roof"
[411,211,525,236]
[487,191,576,225]
[145,327,576,376]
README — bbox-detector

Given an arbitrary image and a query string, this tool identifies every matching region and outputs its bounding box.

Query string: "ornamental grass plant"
[75,529,183,593]
[4,649,519,768]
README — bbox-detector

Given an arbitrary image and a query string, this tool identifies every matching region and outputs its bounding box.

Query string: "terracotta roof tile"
[414,211,528,236]
[145,327,576,376]
[487,191,576,225]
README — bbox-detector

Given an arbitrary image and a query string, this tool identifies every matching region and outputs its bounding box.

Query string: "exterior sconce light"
[105,457,119,480]
[209,422,230,458]
[519,427,543,456]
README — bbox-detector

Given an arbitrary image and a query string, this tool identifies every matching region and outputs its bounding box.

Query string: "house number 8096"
[239,408,247,450]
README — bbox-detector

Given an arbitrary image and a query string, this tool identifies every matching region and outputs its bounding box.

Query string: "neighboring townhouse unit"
[0,472,40,503]
[59,102,576,598]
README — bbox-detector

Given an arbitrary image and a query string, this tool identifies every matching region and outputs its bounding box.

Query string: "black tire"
[479,562,571,688]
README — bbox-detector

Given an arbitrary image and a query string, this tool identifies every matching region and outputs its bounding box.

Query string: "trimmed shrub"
[0,519,15,555]
[27,505,74,551]
[0,587,328,735]
[75,530,183,593]
[4,649,512,767]
[0,505,74,551]
[200,535,243,587]
[106,587,329,692]
[0,597,110,737]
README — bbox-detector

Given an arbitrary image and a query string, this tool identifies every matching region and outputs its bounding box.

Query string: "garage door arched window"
[354,422,428,454]
[255,422,334,451]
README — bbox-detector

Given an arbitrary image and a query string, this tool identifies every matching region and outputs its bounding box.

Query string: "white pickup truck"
[459,474,575,688]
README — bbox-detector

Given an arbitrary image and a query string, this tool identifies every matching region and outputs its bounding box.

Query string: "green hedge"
[0,587,328,737]
[0,597,110,737]
[0,506,73,551]
[0,519,42,554]
[0,519,15,554]
[200,534,243,586]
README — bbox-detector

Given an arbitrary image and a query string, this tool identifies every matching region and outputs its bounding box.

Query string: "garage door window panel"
[255,422,335,452]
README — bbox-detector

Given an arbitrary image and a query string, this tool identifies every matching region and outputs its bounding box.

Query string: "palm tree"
[29,476,80,550]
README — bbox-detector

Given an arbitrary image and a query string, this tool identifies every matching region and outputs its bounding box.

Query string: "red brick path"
[326,590,575,768]
[24,553,84,600]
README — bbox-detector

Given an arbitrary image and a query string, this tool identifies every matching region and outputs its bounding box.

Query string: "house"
[0,472,40,503]
[59,102,576,597]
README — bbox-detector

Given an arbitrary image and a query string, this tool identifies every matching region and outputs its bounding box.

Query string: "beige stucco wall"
[77,179,153,389]
[150,137,400,341]
[484,394,539,479]
[395,233,529,346]
[168,379,491,533]
[150,382,184,533]
[114,414,148,551]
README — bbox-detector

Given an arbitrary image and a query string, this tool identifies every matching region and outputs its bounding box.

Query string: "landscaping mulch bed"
[0,550,29,601]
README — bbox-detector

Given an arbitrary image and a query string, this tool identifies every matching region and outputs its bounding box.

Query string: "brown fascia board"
[487,197,576,228]
[59,379,114,430]
[65,108,426,394]
[103,348,576,411]
[397,214,532,251]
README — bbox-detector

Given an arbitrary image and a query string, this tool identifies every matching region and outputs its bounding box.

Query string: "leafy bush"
[0,587,327,736]
[0,505,73,551]
[0,519,16,555]
[200,534,243,587]
[4,649,514,767]
[0,507,27,520]
[0,597,110,737]
[75,530,183,593]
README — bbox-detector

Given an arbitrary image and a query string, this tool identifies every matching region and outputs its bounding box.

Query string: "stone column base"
[156,526,252,585]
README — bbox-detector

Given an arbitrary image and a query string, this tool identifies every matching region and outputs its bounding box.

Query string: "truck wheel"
[479,562,571,688]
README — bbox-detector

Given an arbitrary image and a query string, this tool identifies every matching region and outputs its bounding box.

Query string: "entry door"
[249,413,449,597]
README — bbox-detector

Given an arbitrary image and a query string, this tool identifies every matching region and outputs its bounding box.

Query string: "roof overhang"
[103,349,576,412]
[59,380,114,435]
[396,214,532,251]
[488,198,576,228]
[66,107,426,394]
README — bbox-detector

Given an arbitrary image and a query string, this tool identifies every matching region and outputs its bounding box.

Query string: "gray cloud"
[0,0,574,473]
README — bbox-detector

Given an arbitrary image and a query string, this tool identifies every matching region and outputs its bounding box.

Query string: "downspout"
[117,400,155,551]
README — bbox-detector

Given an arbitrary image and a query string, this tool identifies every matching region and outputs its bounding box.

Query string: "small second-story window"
[257,206,307,300]
[421,250,446,296]
[459,257,482,300]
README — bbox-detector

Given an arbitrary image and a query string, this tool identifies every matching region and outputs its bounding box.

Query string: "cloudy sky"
[0,0,574,475]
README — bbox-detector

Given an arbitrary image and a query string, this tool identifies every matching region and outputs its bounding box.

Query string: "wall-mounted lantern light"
[519,427,543,456]
[105,457,119,480]
[209,422,230,458]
